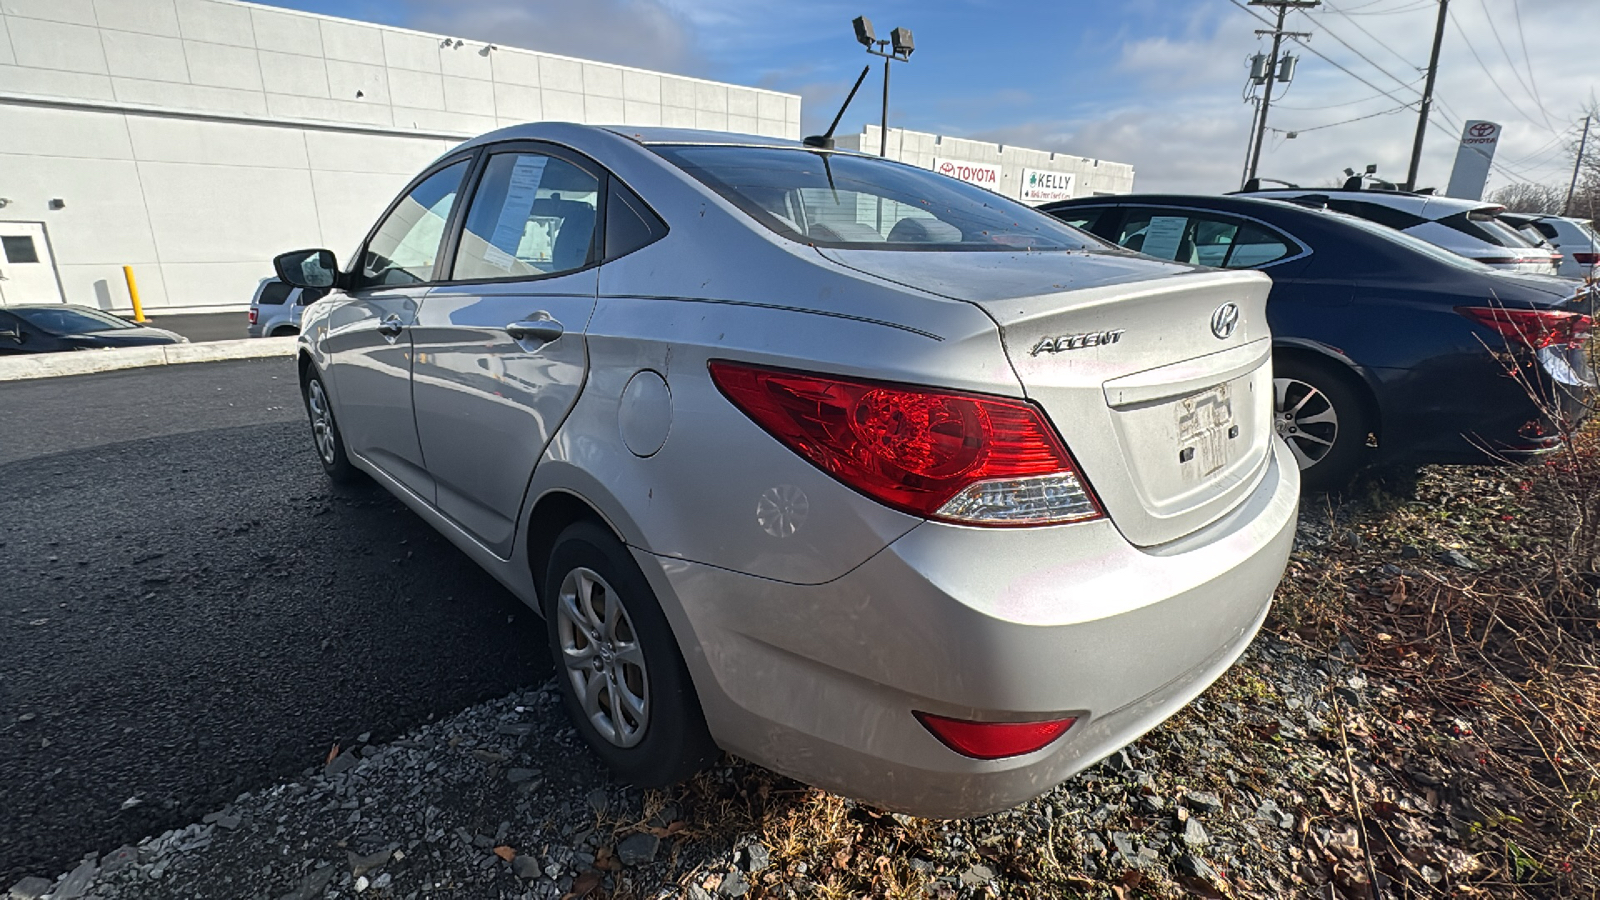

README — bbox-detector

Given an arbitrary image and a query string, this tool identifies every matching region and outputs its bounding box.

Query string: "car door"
[408,144,605,556]
[322,156,472,499]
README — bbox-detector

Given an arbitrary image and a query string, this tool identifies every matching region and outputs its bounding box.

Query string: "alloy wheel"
[1273,377,1339,469]
[306,379,337,465]
[556,566,650,748]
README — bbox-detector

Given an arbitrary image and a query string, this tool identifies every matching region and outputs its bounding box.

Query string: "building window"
[2,236,39,264]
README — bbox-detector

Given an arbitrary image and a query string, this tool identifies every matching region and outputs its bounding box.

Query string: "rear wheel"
[1273,357,1372,492]
[302,370,358,484]
[543,521,716,787]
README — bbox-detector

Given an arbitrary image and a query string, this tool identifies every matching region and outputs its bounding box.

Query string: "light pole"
[852,17,913,158]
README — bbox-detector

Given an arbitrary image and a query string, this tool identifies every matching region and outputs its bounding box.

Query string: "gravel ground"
[5,509,1412,900]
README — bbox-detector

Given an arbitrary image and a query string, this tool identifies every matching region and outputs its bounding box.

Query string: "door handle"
[376,314,404,338]
[505,314,564,344]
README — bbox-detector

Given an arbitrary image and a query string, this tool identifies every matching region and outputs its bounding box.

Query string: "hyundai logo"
[1210,303,1240,340]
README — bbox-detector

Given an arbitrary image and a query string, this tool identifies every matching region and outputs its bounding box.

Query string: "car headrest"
[887,217,962,243]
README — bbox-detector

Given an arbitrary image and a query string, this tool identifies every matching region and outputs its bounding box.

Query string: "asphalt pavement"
[139,312,246,343]
[0,359,552,885]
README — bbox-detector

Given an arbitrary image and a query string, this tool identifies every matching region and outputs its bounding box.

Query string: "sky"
[258,0,1599,196]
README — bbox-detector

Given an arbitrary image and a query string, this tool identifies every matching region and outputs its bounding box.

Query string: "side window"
[1049,207,1105,234]
[1116,210,1201,263]
[1115,210,1293,268]
[1327,199,1426,231]
[359,160,469,289]
[2,235,40,263]
[605,178,668,259]
[453,152,600,281]
[1222,223,1293,268]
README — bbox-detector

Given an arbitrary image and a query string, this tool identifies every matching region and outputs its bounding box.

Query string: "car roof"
[454,120,813,154]
[1242,187,1501,218]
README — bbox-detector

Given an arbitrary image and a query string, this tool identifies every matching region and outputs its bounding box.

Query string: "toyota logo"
[1469,122,1496,138]
[1211,303,1240,339]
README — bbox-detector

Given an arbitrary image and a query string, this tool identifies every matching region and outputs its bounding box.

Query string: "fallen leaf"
[325,743,340,766]
[561,870,602,899]
[493,845,515,861]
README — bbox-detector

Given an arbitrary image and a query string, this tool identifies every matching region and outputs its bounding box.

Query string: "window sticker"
[483,156,550,271]
[1140,216,1189,261]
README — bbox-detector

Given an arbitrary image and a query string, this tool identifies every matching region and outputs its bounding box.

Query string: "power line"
[1510,0,1555,133]
[1269,103,1412,134]
[1445,6,1555,133]
[1317,1,1419,72]
[1274,78,1424,110]
[1475,0,1553,130]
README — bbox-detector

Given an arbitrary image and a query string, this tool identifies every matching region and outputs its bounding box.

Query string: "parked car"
[1043,194,1595,490]
[273,124,1299,818]
[1501,213,1599,280]
[1237,187,1563,276]
[0,304,187,354]
[247,277,324,337]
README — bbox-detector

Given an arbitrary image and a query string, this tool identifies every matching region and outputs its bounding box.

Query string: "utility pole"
[1404,0,1450,191]
[1565,114,1592,216]
[1244,0,1318,186]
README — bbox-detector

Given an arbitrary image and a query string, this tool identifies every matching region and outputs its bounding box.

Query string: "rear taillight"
[708,361,1103,526]
[248,308,258,324]
[1572,252,1599,265]
[1457,307,1593,349]
[915,712,1076,759]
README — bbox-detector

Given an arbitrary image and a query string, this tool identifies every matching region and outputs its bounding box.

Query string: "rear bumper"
[642,438,1299,818]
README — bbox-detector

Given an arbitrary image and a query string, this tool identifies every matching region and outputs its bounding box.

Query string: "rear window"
[257,282,294,306]
[652,145,1094,252]
[1325,199,1428,231]
[1439,211,1536,248]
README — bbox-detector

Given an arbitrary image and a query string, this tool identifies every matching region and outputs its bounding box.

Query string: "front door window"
[357,161,469,289]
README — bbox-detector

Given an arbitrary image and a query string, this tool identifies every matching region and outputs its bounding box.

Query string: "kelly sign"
[931,157,1003,189]
[1020,168,1075,203]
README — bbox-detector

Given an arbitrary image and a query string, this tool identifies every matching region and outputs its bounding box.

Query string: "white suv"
[1241,188,1563,276]
[1503,213,1599,280]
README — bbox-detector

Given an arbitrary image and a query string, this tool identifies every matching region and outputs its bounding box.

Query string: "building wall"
[0,0,801,313]
[837,126,1136,203]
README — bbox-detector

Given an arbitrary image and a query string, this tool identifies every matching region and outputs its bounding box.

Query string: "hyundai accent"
[275,124,1298,818]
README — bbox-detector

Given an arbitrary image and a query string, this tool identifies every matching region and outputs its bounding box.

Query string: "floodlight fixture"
[890,27,914,57]
[853,16,876,48]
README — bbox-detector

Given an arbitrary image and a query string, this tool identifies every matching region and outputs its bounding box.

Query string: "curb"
[0,337,298,383]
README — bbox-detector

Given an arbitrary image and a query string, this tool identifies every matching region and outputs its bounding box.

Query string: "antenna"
[803,66,871,150]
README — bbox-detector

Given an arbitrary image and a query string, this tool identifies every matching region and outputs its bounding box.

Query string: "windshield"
[652,145,1095,252]
[12,306,138,335]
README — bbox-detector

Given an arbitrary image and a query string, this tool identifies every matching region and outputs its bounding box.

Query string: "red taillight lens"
[708,361,1102,525]
[915,712,1076,760]
[1457,307,1593,349]
[1572,252,1599,265]
[248,308,258,324]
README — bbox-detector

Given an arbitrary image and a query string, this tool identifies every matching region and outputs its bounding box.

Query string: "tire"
[301,369,360,484]
[1273,357,1373,493]
[543,521,716,787]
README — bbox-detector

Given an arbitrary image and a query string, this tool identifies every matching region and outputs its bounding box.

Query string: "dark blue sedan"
[1043,194,1595,490]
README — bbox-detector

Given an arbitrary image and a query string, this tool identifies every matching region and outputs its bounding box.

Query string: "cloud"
[401,0,702,75]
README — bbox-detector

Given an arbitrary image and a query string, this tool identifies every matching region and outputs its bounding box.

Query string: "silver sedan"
[276,124,1298,818]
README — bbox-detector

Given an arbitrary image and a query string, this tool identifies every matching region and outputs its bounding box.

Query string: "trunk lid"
[818,249,1276,547]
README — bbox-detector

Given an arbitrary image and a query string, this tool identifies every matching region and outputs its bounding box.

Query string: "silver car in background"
[246,277,325,338]
[275,124,1298,818]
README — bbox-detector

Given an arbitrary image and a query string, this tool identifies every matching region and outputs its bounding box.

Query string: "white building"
[0,0,800,314]
[837,126,1135,204]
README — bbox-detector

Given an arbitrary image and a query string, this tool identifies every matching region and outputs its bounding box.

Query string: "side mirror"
[274,249,339,289]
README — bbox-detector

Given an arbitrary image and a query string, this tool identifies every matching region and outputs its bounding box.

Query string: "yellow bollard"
[123,265,147,323]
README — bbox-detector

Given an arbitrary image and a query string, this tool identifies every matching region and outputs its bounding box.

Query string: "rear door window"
[452,151,600,281]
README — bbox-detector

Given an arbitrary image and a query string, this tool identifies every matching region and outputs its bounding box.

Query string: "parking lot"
[0,360,551,886]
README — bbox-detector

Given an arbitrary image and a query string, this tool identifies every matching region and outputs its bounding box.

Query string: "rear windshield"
[1316,208,1494,272]
[1440,211,1537,248]
[13,306,137,335]
[257,282,294,306]
[652,145,1094,252]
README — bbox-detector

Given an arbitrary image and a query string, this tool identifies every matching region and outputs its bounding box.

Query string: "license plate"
[1176,382,1235,479]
